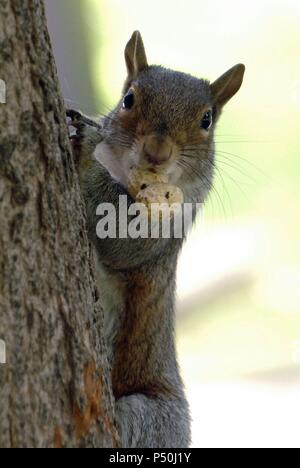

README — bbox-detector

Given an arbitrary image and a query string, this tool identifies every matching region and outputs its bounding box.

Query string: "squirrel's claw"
[66,109,86,132]
[66,109,84,128]
[66,109,103,133]
[66,109,83,121]
[66,108,105,157]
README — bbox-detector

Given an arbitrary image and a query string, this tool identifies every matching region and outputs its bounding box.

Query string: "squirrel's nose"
[143,135,173,165]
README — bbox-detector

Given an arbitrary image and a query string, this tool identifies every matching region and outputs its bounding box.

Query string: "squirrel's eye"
[201,110,213,131]
[122,92,135,110]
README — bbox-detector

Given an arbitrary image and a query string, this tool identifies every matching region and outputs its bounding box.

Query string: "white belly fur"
[93,249,125,366]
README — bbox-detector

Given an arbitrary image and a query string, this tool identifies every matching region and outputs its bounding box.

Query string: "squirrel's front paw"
[66,109,105,165]
[66,109,103,132]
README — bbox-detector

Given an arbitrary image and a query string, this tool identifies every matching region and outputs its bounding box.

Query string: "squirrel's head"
[103,31,245,203]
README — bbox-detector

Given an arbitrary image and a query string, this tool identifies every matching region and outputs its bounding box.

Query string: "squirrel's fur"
[67,31,245,448]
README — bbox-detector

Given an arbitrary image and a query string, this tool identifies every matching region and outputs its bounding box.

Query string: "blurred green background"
[46,0,300,448]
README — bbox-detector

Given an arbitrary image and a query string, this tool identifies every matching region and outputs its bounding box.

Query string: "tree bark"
[0,0,118,448]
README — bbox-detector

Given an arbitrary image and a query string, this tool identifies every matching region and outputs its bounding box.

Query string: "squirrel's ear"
[210,64,245,107]
[125,31,148,80]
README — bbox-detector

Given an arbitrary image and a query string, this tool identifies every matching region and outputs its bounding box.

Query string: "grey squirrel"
[67,31,245,448]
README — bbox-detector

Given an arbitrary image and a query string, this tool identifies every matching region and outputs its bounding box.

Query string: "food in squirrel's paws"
[128,167,183,206]
[136,183,184,208]
[127,167,168,199]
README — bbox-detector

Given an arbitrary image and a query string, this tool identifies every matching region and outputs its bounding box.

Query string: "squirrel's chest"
[93,250,125,365]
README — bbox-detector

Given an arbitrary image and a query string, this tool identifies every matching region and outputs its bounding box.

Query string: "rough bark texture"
[0,0,118,448]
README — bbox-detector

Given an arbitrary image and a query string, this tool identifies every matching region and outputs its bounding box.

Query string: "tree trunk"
[0,0,118,448]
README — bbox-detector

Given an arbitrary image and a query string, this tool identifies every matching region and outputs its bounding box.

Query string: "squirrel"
[67,31,245,448]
